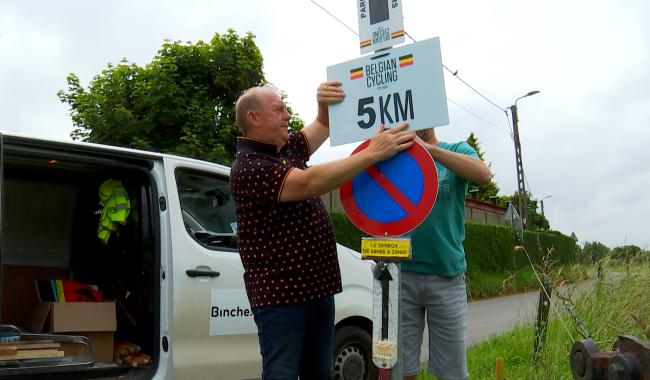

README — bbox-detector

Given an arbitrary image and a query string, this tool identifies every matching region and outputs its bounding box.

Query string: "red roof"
[465,198,507,214]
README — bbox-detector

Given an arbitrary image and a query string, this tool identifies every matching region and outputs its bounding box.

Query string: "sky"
[1,0,649,249]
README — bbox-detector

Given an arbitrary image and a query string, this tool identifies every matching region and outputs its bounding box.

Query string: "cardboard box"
[1,264,70,329]
[28,302,116,363]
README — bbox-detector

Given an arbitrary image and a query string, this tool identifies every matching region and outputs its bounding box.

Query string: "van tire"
[333,325,378,380]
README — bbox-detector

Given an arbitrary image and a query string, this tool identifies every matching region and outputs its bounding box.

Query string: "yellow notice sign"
[361,238,411,260]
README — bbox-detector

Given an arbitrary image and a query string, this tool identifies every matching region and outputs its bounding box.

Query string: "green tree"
[581,241,610,263]
[507,191,550,231]
[465,132,500,202]
[571,232,582,258]
[58,30,300,165]
[610,245,644,260]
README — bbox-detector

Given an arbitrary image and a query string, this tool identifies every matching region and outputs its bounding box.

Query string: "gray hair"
[235,85,281,134]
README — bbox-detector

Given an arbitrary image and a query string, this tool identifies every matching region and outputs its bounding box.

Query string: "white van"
[0,132,376,379]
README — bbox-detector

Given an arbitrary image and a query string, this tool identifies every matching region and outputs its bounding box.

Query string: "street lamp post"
[510,90,540,230]
[540,195,552,217]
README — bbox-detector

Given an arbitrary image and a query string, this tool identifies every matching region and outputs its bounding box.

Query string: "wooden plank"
[0,342,61,350]
[0,348,64,360]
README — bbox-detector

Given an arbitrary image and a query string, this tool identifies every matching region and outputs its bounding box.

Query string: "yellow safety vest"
[97,179,131,244]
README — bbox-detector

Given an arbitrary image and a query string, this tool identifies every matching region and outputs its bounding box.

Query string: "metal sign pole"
[362,238,410,379]
[336,2,445,378]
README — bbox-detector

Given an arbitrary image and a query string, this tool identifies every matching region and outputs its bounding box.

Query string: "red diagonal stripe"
[366,166,417,213]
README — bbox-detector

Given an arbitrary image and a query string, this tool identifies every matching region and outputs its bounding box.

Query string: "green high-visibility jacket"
[97,179,131,244]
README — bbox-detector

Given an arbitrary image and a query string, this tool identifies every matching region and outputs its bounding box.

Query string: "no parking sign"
[340,140,437,237]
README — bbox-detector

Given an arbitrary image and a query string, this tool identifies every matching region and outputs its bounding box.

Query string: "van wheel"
[333,325,378,380]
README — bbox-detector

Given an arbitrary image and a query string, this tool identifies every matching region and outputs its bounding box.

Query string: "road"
[467,290,540,346]
[419,290,541,362]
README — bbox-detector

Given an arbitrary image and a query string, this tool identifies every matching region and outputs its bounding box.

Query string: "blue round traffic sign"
[340,140,438,237]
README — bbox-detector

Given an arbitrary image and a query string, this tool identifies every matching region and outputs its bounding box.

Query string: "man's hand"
[316,80,345,126]
[304,80,345,155]
[317,80,345,104]
[280,123,414,202]
[414,135,432,150]
[364,123,416,162]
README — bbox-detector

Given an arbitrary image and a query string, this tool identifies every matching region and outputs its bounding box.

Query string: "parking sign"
[326,37,449,146]
[358,0,405,55]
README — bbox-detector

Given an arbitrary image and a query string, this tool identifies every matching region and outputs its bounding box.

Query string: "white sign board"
[326,37,449,146]
[358,0,405,55]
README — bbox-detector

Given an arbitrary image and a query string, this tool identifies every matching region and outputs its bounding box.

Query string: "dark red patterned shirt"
[230,132,342,308]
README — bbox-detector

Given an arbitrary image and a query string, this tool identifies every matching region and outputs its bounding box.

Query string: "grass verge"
[466,263,588,300]
[416,261,649,379]
[466,268,538,300]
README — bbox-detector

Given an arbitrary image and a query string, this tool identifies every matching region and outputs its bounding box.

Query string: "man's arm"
[280,124,415,202]
[301,81,345,155]
[420,139,492,184]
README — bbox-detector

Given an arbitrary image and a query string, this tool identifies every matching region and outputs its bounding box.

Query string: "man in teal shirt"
[401,128,492,380]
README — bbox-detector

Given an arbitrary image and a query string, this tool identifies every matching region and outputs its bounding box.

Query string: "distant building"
[464,198,507,225]
[322,189,507,225]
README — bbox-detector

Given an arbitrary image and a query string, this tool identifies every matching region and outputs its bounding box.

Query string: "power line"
[404,30,507,113]
[447,97,510,134]
[524,173,535,202]
[309,0,359,36]
[309,1,513,134]
[310,0,533,197]
[309,0,507,115]
[504,109,514,136]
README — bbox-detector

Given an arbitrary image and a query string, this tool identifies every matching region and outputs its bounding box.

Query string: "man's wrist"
[316,115,329,128]
[428,144,442,159]
[316,104,329,126]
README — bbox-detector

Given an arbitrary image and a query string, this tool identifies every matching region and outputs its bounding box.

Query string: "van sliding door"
[162,157,261,379]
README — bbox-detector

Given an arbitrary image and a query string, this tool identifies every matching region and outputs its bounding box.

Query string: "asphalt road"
[419,290,541,363]
[467,290,540,346]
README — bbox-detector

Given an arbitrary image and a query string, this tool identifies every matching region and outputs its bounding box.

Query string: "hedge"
[465,223,577,274]
[330,212,577,273]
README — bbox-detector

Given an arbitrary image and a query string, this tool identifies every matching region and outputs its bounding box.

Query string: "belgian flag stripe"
[399,54,414,67]
[350,67,364,80]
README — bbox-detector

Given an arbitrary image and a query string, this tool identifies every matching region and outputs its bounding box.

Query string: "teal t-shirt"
[401,141,479,277]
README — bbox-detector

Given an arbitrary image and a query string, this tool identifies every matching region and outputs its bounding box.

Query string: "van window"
[175,169,238,251]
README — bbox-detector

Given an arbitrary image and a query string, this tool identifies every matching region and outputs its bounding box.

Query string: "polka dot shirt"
[230,132,342,308]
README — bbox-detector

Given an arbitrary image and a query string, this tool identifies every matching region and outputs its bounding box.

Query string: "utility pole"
[509,90,539,230]
[510,103,528,229]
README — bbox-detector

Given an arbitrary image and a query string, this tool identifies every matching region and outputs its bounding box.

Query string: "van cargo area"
[0,132,378,380]
[1,136,159,379]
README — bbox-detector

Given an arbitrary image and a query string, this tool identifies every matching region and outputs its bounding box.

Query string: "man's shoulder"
[233,150,269,164]
[230,152,268,180]
[287,131,307,148]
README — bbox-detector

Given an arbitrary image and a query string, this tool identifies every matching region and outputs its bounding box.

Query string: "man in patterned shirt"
[231,81,415,380]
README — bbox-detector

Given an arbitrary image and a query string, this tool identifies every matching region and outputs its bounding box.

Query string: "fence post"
[533,272,553,362]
